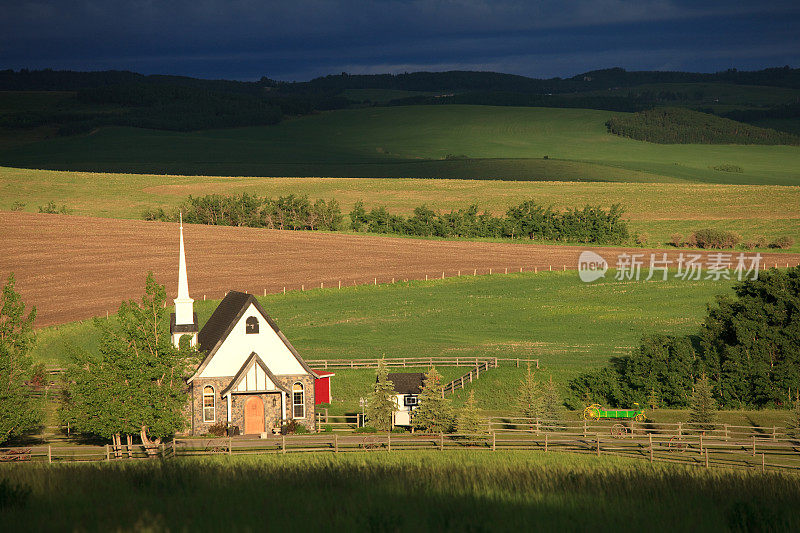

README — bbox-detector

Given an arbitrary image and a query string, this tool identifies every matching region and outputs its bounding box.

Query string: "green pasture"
[2,165,799,249]
[33,270,738,412]
[2,451,799,531]
[2,105,799,184]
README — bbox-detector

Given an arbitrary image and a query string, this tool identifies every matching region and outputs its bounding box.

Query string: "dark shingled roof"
[197,291,250,353]
[386,373,425,395]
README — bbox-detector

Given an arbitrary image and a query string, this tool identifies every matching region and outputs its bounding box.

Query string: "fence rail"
[306,357,539,369]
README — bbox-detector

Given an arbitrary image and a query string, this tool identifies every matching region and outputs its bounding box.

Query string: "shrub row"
[670,230,794,250]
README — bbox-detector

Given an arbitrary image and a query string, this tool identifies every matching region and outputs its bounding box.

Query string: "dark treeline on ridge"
[5,66,799,93]
[2,66,799,138]
[606,108,800,145]
[145,193,629,245]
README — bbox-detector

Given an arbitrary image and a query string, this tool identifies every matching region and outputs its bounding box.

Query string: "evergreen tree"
[366,358,396,431]
[412,367,454,433]
[541,376,562,424]
[517,363,542,420]
[456,389,483,434]
[61,273,198,452]
[648,388,660,410]
[688,373,717,429]
[0,274,42,444]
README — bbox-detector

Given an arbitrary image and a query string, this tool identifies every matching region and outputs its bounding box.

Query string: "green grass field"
[2,105,799,184]
[33,270,738,413]
[2,452,798,531]
[2,166,799,249]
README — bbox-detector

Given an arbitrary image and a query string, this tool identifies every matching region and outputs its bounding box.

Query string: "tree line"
[349,200,629,244]
[568,266,800,410]
[605,107,800,145]
[146,194,630,245]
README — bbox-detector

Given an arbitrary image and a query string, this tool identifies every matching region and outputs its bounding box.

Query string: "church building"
[170,218,318,435]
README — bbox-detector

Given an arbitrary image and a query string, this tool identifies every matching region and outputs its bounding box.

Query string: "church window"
[293,382,305,419]
[203,386,216,422]
[245,316,259,334]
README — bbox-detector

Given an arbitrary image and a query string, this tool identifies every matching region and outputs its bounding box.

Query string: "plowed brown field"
[2,212,799,328]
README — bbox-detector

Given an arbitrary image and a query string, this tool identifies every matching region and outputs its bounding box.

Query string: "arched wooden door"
[244,396,264,435]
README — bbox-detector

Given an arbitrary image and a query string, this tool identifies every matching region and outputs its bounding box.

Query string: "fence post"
[677,422,682,437]
[492,431,496,452]
[172,438,176,458]
[229,437,233,456]
[773,426,777,440]
[544,433,548,453]
[440,433,444,451]
[705,447,709,468]
[282,435,286,454]
[48,444,52,464]
[597,434,601,457]
[334,434,338,453]
[762,453,766,472]
[388,432,391,452]
[649,433,653,463]
[699,434,703,456]
[583,420,587,438]
[753,435,756,457]
[724,424,729,440]
[106,444,110,461]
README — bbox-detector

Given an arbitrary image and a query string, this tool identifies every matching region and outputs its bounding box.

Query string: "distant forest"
[1,66,799,140]
[606,108,800,145]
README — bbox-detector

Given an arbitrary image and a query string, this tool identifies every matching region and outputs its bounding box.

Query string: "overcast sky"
[2,1,799,81]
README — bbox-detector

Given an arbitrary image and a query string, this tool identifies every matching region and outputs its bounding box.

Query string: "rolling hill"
[1,105,799,184]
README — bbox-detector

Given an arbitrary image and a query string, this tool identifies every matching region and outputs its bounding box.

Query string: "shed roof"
[386,373,425,395]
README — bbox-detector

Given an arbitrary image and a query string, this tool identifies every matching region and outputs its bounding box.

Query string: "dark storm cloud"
[1,1,799,80]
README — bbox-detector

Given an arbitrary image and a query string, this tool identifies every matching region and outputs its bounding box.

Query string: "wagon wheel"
[583,404,601,420]
[668,436,687,453]
[634,413,646,422]
[361,436,379,451]
[611,424,629,439]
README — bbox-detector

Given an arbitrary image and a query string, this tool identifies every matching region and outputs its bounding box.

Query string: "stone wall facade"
[188,373,316,435]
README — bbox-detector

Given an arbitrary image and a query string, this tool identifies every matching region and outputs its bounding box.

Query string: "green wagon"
[583,403,645,421]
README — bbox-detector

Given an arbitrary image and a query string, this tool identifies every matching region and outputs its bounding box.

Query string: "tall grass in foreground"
[2,451,799,531]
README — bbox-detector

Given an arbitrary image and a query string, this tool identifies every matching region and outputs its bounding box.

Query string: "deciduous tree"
[0,274,41,444]
[61,273,197,452]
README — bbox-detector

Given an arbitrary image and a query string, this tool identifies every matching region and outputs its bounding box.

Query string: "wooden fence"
[5,430,800,471]
[443,359,497,395]
[306,357,539,369]
[487,417,787,441]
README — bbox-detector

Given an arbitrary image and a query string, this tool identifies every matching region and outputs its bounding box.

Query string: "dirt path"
[2,212,799,327]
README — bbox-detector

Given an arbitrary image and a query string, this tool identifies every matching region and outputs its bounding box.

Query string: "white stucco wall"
[199,303,306,378]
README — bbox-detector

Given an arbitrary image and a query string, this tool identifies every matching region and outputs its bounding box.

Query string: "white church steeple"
[171,213,198,347]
